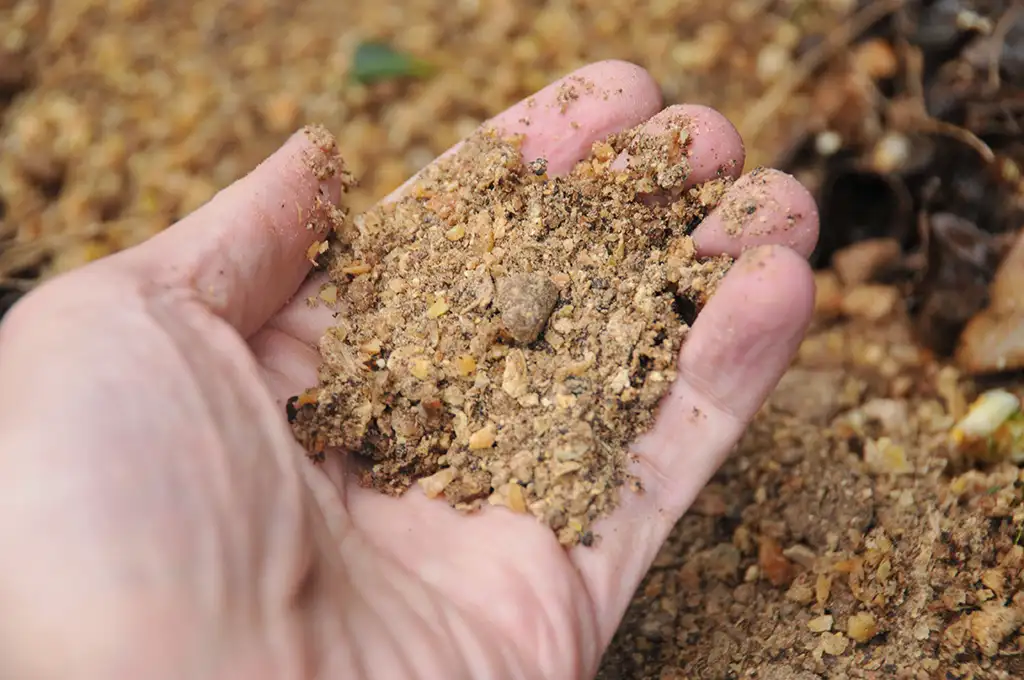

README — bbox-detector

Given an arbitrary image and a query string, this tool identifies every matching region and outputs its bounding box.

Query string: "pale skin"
[0,61,819,680]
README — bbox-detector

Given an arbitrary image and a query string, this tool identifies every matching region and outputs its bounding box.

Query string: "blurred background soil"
[4,0,1024,676]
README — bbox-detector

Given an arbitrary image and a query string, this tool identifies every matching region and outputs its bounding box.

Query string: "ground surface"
[597,275,1024,678]
[0,0,850,284]
[4,0,1024,677]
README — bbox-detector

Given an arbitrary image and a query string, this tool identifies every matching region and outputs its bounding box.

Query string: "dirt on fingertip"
[301,124,353,184]
[714,168,786,238]
[289,120,733,547]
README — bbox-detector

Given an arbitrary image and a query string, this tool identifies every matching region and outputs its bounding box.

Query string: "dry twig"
[740,0,907,145]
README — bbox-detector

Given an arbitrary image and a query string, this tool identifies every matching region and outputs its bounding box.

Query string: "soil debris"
[781,0,1024,365]
[597,265,1024,679]
[289,121,732,546]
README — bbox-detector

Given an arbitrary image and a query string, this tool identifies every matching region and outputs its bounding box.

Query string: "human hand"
[0,61,818,680]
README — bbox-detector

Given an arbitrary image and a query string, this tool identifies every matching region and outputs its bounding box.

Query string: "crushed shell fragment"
[952,390,1021,441]
[950,389,1024,463]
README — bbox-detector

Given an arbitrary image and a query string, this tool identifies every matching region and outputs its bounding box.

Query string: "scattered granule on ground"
[289,120,734,547]
[596,280,1024,679]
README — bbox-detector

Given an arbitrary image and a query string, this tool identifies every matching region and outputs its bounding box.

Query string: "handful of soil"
[291,119,734,546]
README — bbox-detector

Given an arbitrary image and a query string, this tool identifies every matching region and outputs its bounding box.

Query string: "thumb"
[115,126,350,338]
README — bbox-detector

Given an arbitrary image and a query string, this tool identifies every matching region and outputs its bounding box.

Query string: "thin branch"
[988,0,1023,94]
[892,35,997,166]
[740,0,907,146]
[921,117,996,164]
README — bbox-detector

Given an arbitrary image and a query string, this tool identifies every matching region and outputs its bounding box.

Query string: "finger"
[609,103,746,189]
[390,60,666,201]
[113,128,348,338]
[269,59,664,347]
[693,168,820,259]
[570,245,816,646]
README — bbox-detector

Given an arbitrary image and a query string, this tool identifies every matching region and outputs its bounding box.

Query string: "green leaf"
[351,41,435,85]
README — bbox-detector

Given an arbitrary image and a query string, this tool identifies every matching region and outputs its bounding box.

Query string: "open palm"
[0,61,818,680]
